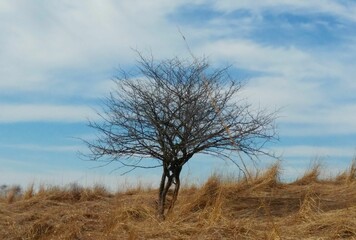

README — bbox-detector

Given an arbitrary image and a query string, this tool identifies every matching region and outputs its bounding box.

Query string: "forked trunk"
[168,166,182,213]
[157,165,182,220]
[168,175,180,213]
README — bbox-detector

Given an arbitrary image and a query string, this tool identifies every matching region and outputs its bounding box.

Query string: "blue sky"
[1,0,356,190]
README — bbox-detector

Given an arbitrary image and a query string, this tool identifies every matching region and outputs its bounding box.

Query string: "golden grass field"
[1,162,356,239]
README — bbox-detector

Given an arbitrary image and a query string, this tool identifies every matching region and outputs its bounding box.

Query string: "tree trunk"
[168,166,182,213]
[157,165,182,219]
[157,170,167,220]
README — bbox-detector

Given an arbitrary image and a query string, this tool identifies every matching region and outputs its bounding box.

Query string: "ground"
[1,163,356,239]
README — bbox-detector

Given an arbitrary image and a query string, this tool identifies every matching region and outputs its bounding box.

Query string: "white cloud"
[0,143,86,153]
[275,103,356,136]
[195,36,356,136]
[241,76,322,109]
[0,104,98,123]
[200,39,332,79]
[0,0,196,93]
[274,145,355,158]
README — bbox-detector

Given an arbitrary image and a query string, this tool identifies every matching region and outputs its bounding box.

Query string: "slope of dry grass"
[1,162,356,239]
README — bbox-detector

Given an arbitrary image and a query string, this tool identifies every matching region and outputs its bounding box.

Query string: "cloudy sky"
[1,0,356,189]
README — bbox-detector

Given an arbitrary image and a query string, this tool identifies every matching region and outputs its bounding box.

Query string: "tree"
[85,54,277,219]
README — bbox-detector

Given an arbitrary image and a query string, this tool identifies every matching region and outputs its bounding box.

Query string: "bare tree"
[85,54,277,219]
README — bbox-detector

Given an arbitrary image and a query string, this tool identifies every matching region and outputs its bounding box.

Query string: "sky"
[1,0,356,190]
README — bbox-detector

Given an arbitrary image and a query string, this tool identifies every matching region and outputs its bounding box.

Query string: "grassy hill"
[1,162,356,239]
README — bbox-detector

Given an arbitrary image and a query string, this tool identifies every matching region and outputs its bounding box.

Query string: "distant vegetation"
[1,161,356,239]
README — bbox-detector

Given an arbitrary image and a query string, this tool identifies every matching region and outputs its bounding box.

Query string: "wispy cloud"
[0,143,85,153]
[0,104,97,123]
[274,145,356,158]
[0,0,195,94]
[190,17,356,136]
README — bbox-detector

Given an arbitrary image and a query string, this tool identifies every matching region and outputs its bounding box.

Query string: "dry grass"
[294,161,322,185]
[1,163,356,239]
[336,158,356,184]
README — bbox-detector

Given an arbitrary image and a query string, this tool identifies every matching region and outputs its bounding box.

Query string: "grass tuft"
[187,175,222,213]
[294,162,321,185]
[251,162,281,189]
[23,183,35,200]
[6,185,21,204]
[335,158,356,183]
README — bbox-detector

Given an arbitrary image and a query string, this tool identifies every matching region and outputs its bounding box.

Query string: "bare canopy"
[86,54,277,218]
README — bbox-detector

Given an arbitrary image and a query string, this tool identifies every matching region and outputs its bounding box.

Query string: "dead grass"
[23,183,35,200]
[294,161,322,185]
[336,158,356,184]
[1,162,356,239]
[5,185,22,204]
